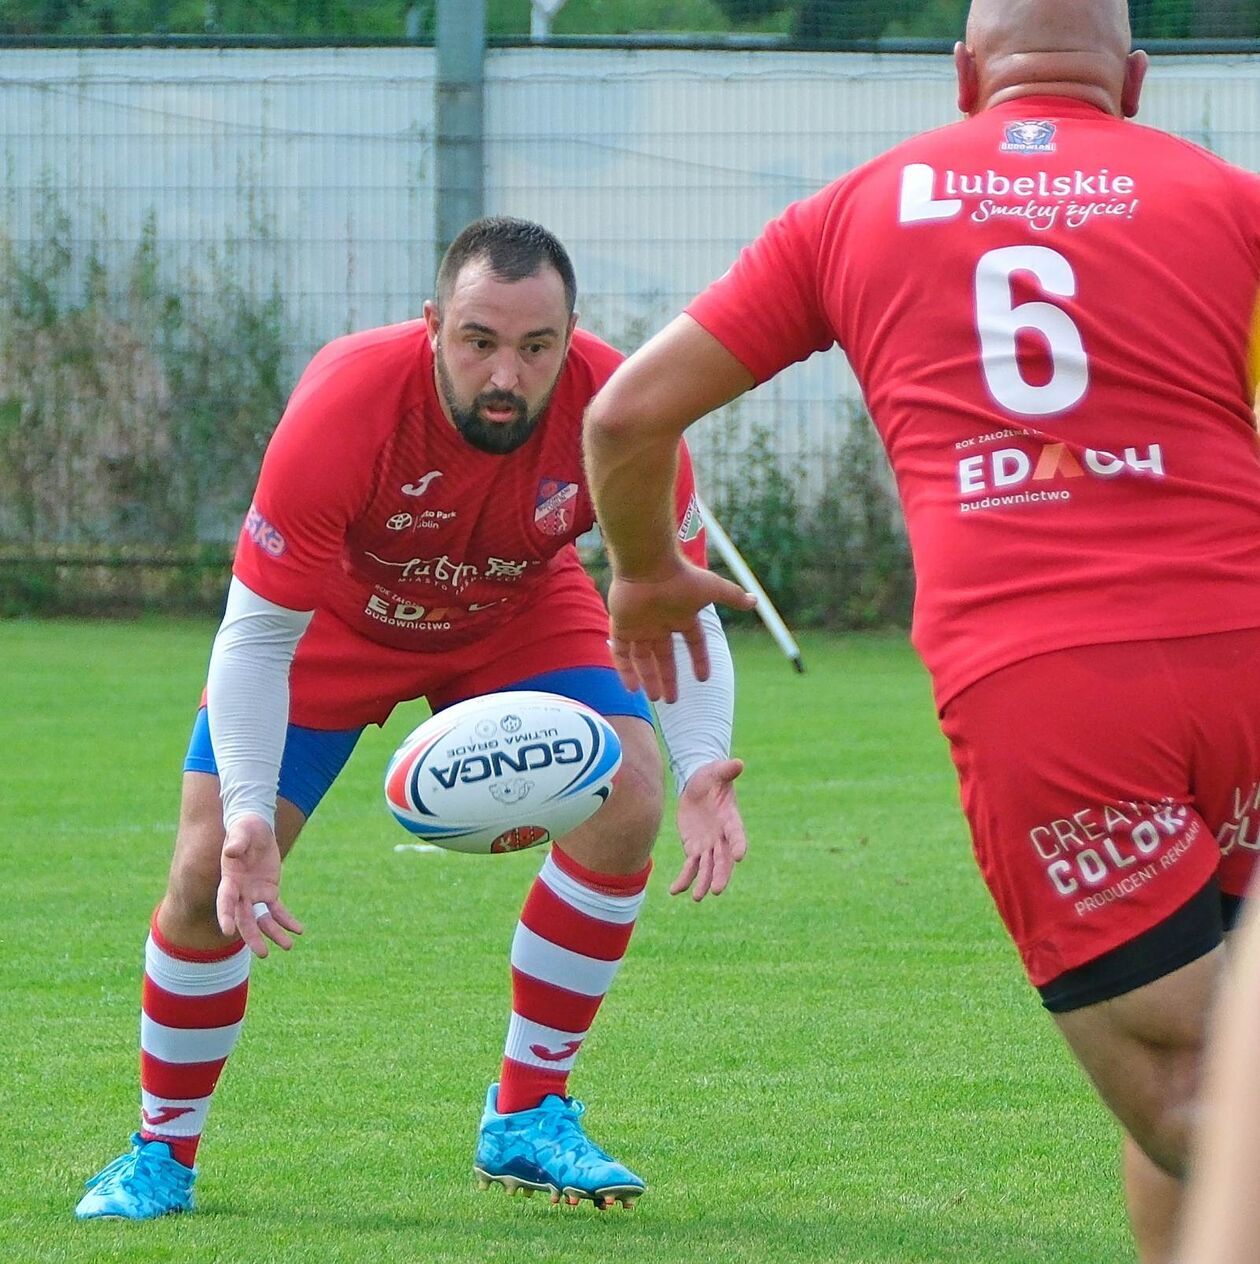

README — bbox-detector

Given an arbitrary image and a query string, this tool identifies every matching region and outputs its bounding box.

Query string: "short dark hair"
[436,217,577,314]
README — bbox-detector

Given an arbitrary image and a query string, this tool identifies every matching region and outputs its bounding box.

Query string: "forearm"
[653,604,734,792]
[585,413,680,581]
[585,313,754,580]
[206,577,313,830]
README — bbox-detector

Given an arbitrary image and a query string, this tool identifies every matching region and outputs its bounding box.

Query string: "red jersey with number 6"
[688,96,1260,708]
[232,322,706,652]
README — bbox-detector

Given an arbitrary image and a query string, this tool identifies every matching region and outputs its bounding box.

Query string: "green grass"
[0,619,1129,1263]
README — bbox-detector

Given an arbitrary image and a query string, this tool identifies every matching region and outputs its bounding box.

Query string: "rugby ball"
[384,691,622,854]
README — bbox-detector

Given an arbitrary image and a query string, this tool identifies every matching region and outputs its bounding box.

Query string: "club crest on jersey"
[1000,120,1056,154]
[678,495,703,544]
[535,478,579,536]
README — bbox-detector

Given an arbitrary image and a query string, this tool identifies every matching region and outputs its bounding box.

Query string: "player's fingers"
[268,899,304,937]
[680,622,711,682]
[649,638,681,702]
[691,849,716,902]
[264,925,293,951]
[669,853,700,897]
[236,899,270,958]
[707,838,735,896]
[729,823,749,864]
[607,638,646,695]
[216,881,239,940]
[656,659,679,703]
[629,642,670,702]
[726,809,750,863]
[606,636,634,671]
[253,904,295,952]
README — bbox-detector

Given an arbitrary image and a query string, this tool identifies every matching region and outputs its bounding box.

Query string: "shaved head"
[956,0,1147,119]
[966,0,1131,59]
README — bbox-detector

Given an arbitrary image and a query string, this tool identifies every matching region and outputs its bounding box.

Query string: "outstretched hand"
[216,814,304,957]
[607,561,755,702]
[672,757,748,901]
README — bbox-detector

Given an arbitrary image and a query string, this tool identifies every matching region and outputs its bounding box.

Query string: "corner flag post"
[698,498,805,674]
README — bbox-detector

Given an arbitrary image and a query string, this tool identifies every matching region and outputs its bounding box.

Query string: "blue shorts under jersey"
[184,665,652,818]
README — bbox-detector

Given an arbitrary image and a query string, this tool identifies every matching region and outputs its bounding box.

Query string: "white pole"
[699,498,805,673]
[531,0,568,41]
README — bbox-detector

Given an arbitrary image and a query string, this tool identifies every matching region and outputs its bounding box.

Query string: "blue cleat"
[474,1083,645,1209]
[74,1133,196,1220]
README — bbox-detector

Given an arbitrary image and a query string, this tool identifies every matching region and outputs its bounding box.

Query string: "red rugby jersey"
[688,96,1260,708]
[233,322,706,650]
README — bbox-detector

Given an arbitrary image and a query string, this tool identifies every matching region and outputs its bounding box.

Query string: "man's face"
[424,260,576,455]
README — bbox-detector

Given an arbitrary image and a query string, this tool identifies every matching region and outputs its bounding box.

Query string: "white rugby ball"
[384,690,623,854]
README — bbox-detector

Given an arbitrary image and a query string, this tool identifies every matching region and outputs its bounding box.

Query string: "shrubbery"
[709,419,913,631]
[0,197,290,614]
[0,200,289,546]
[0,204,910,627]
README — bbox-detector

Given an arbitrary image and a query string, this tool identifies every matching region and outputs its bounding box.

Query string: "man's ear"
[955,42,979,115]
[423,299,441,349]
[1121,49,1149,119]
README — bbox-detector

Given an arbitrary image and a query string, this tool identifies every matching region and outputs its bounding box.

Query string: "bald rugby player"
[584,3,1260,1259]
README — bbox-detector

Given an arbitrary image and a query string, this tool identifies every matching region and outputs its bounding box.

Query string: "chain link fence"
[1,38,1258,617]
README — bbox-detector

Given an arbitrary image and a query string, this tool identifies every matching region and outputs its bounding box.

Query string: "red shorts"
[284,563,615,728]
[940,628,1260,988]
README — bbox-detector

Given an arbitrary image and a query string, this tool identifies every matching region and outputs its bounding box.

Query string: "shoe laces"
[85,1137,180,1198]
[536,1097,615,1162]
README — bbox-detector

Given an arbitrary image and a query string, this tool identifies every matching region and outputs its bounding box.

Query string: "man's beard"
[435,346,555,455]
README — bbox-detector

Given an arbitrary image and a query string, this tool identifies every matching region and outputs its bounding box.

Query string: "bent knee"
[609,748,665,842]
[1134,1047,1202,1176]
[1055,946,1220,1177]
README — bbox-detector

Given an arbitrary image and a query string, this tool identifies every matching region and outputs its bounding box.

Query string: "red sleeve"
[231,342,387,611]
[673,440,707,567]
[571,326,626,388]
[686,181,843,385]
[1237,168,1260,394]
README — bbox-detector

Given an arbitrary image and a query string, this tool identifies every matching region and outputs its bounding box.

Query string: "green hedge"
[0,546,233,617]
[0,197,289,552]
[0,197,910,627]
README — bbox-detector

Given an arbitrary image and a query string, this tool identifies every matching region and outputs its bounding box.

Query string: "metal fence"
[3,44,1260,518]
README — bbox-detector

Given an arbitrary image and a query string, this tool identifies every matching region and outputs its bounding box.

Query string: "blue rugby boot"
[75,1134,196,1220]
[474,1083,645,1209]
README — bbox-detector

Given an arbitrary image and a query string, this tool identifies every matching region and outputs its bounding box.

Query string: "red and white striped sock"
[497,847,650,1115]
[138,919,251,1168]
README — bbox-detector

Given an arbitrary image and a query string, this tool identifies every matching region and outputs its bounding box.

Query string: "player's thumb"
[707,573,757,612]
[712,757,745,784]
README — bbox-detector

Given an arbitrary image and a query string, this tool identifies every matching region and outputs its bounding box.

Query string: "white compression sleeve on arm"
[206,577,313,831]
[653,603,735,793]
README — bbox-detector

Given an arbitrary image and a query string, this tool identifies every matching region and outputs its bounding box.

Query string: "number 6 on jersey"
[975,245,1089,418]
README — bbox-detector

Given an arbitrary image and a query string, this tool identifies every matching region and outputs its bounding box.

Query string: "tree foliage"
[5,0,1254,39]
[712,0,927,39]
[709,0,1258,40]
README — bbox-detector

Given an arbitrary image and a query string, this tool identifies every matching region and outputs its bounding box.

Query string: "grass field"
[0,619,1130,1263]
